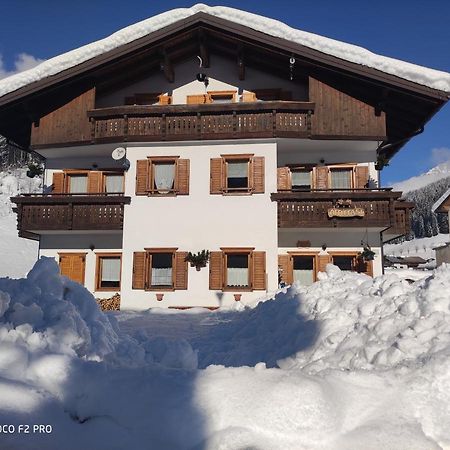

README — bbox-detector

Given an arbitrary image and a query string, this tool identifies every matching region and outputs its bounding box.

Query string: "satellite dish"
[112,147,126,160]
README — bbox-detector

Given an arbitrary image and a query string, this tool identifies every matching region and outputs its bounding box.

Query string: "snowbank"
[0,4,449,100]
[0,259,449,449]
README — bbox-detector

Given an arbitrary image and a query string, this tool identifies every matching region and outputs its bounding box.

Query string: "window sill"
[95,287,121,292]
[145,287,175,292]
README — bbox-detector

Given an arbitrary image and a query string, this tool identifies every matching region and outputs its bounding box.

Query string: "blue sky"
[0,0,449,184]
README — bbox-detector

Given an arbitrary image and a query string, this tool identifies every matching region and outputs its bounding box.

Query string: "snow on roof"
[1,3,450,99]
[432,188,450,212]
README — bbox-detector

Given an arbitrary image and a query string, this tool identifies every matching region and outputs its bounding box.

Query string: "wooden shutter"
[88,171,102,193]
[317,254,332,273]
[251,156,265,194]
[52,172,65,194]
[252,251,266,290]
[278,254,292,285]
[132,252,146,289]
[176,159,190,195]
[136,160,149,195]
[158,94,172,105]
[277,167,291,191]
[210,158,224,194]
[59,253,85,285]
[187,94,211,104]
[355,165,369,189]
[174,252,188,290]
[241,92,256,102]
[209,251,224,290]
[315,166,329,190]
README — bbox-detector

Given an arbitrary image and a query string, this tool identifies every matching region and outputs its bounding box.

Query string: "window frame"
[95,252,122,291]
[207,90,237,103]
[328,165,355,190]
[65,170,89,194]
[287,251,319,284]
[102,171,125,194]
[221,247,254,291]
[144,248,178,291]
[147,156,179,196]
[290,166,313,191]
[329,251,373,276]
[222,154,253,194]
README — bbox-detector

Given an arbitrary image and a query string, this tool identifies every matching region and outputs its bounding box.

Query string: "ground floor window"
[150,252,174,287]
[96,253,121,290]
[225,253,250,288]
[332,255,354,272]
[292,255,315,286]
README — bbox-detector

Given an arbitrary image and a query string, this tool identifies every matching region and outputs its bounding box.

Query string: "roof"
[0,3,450,101]
[432,188,450,212]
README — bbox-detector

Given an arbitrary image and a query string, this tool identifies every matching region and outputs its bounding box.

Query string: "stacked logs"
[96,293,121,311]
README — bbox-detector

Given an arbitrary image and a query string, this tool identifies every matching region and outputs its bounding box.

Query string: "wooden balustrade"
[11,195,131,236]
[87,101,313,143]
[271,190,411,234]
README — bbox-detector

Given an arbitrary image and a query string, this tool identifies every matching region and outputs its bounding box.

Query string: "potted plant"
[26,162,44,178]
[185,250,210,271]
[359,245,375,262]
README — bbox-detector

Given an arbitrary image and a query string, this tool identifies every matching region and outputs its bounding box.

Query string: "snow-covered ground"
[385,233,449,261]
[0,169,40,278]
[0,258,449,450]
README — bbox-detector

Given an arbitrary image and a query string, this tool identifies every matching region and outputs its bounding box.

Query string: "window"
[96,254,121,290]
[332,255,354,271]
[149,252,173,288]
[210,155,265,195]
[293,256,315,286]
[104,173,124,193]
[330,168,353,190]
[68,174,88,193]
[208,90,236,103]
[135,157,190,196]
[226,159,250,190]
[209,248,266,291]
[291,169,312,190]
[226,253,250,288]
[132,249,188,291]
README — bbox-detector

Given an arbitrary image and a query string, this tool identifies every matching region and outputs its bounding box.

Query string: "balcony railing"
[87,101,314,143]
[11,194,131,237]
[271,189,412,235]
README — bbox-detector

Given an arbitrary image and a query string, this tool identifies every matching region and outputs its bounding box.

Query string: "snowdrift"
[0,258,449,449]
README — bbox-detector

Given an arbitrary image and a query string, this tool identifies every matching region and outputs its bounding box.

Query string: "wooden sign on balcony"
[327,207,365,218]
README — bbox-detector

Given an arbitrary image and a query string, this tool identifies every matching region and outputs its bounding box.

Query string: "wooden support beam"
[199,30,210,68]
[159,50,174,83]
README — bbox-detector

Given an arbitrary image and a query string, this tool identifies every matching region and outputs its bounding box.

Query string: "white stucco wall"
[119,141,279,309]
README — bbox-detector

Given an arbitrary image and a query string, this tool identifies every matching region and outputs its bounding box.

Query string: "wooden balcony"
[11,194,131,238]
[271,189,412,235]
[85,101,314,144]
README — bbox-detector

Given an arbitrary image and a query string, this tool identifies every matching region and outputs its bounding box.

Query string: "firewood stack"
[96,293,121,311]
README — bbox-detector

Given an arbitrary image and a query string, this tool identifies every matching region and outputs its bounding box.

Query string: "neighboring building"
[432,189,450,266]
[0,5,448,309]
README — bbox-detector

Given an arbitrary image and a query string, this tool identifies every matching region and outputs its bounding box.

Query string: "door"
[59,253,86,285]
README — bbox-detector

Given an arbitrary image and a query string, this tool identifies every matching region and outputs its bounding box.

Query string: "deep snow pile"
[0,258,449,449]
[0,169,40,278]
[0,4,449,98]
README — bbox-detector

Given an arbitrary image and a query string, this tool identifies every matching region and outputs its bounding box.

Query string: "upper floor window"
[210,155,265,195]
[68,174,88,193]
[291,169,312,190]
[53,170,124,195]
[135,157,190,196]
[104,173,124,193]
[209,90,236,103]
[330,168,353,189]
[226,159,250,191]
